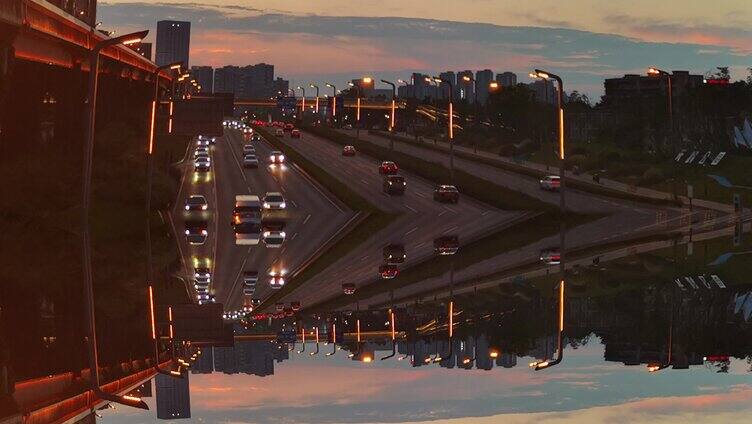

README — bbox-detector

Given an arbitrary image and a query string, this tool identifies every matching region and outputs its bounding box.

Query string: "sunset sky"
[98,1,752,97]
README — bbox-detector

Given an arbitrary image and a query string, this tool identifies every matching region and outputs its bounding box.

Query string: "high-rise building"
[156,20,191,68]
[475,69,494,104]
[130,42,152,61]
[496,72,517,88]
[273,77,290,98]
[191,66,214,93]
[156,373,191,420]
[214,66,241,95]
[239,63,275,98]
[528,79,557,104]
[456,70,474,101]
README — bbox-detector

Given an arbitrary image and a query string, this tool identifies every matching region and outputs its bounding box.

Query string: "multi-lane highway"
[172,127,354,314]
[170,122,723,317]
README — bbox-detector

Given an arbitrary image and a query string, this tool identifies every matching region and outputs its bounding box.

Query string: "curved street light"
[309,84,320,113]
[530,69,566,213]
[325,83,337,119]
[430,76,455,183]
[309,327,320,356]
[296,85,306,113]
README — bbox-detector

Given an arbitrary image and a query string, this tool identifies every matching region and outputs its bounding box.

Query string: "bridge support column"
[0,25,18,150]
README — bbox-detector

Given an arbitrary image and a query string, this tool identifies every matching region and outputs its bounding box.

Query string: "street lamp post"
[531,69,566,213]
[82,30,150,411]
[325,83,337,125]
[326,323,338,356]
[309,327,320,356]
[380,310,397,360]
[296,85,306,117]
[309,84,320,114]
[430,76,455,183]
[348,81,362,139]
[148,286,184,378]
[531,225,566,371]
[648,67,674,138]
[381,79,397,151]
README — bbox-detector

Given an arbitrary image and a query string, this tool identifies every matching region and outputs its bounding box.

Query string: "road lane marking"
[414,192,426,198]
[303,213,311,225]
[405,204,418,213]
[360,255,369,262]
[292,232,299,240]
[405,226,418,236]
[443,225,458,234]
[438,209,447,217]
[225,248,252,305]
[360,178,369,185]
[415,242,425,249]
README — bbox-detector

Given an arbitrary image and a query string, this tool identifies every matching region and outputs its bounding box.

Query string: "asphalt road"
[173,129,353,313]
[265,129,517,309]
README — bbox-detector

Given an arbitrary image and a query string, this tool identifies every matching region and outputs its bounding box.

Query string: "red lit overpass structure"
[2,359,172,424]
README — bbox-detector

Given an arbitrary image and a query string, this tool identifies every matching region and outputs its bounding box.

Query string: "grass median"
[372,130,682,207]
[253,126,398,308]
[305,125,558,213]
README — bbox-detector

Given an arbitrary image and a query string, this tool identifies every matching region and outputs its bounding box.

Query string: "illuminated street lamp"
[297,325,307,353]
[326,323,338,356]
[347,80,364,139]
[148,286,184,378]
[647,67,674,135]
[296,85,306,114]
[325,83,337,120]
[530,69,566,213]
[427,76,455,183]
[530,279,566,371]
[82,29,151,411]
[381,79,397,149]
[309,327,320,356]
[381,310,397,360]
[309,84,320,113]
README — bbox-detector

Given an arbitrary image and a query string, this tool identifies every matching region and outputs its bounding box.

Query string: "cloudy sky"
[98,1,752,97]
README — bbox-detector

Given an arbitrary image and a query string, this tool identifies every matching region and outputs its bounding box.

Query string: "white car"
[263,192,286,209]
[275,129,284,137]
[243,144,256,154]
[195,146,209,155]
[263,230,286,248]
[184,195,208,211]
[539,175,561,191]
[196,138,210,147]
[269,151,285,164]
[194,157,211,172]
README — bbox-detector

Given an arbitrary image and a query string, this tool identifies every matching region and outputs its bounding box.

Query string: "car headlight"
[263,231,271,237]
[403,182,407,185]
[202,205,208,210]
[279,155,285,161]
[269,156,274,161]
[279,232,286,237]
[279,202,286,208]
[201,229,208,235]
[185,205,190,210]
[263,203,270,208]
[185,230,190,235]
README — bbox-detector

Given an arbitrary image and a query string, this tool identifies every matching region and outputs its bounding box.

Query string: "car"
[242,144,256,154]
[539,175,561,191]
[194,152,210,163]
[196,138,210,147]
[243,287,255,296]
[194,157,211,172]
[343,124,353,130]
[263,192,286,210]
[263,230,286,248]
[540,249,561,265]
[269,151,285,164]
[233,195,262,224]
[275,128,284,137]
[234,221,262,245]
[379,161,399,175]
[342,145,356,156]
[284,123,294,132]
[194,267,211,280]
[290,301,301,311]
[261,219,286,232]
[379,264,399,279]
[243,154,259,168]
[194,277,210,288]
[433,185,460,204]
[251,298,261,306]
[250,133,262,142]
[243,271,259,286]
[184,195,208,211]
[383,175,406,195]
[342,283,356,295]
[184,220,208,245]
[209,136,217,145]
[194,146,209,156]
[291,129,301,138]
[269,271,286,289]
[243,127,252,134]
[383,244,406,264]
[434,235,459,255]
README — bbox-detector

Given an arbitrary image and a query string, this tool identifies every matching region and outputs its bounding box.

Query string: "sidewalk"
[371,130,736,213]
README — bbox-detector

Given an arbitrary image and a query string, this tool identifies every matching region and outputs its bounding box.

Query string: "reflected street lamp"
[381,79,397,150]
[381,310,397,360]
[309,327,320,356]
[82,29,150,411]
